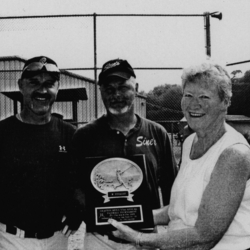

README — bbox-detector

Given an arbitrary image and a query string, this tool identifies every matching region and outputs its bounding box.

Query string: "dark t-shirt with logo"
[73,114,177,210]
[0,115,76,232]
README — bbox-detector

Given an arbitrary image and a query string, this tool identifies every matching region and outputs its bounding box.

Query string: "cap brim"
[106,71,131,80]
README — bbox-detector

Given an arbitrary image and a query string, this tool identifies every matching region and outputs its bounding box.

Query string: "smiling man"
[72,58,177,250]
[17,56,61,124]
[0,56,82,250]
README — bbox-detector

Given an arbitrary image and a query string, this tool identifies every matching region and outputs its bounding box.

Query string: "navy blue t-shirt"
[0,115,76,232]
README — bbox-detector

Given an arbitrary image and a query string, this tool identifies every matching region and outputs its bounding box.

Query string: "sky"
[0,0,250,92]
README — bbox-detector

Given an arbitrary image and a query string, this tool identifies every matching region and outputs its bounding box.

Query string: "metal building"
[0,56,146,126]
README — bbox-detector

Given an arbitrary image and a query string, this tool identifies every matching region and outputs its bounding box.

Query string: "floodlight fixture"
[204,11,222,58]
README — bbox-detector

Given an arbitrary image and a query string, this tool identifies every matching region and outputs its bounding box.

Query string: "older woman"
[108,62,250,250]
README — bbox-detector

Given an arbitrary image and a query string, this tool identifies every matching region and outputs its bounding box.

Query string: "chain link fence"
[1,13,250,250]
[1,13,249,173]
[0,14,195,162]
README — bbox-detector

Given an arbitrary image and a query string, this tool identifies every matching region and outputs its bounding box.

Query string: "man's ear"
[18,79,23,94]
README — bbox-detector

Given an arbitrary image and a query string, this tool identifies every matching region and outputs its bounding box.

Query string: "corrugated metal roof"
[0,56,26,63]
[136,93,146,100]
[60,69,94,83]
[0,56,94,84]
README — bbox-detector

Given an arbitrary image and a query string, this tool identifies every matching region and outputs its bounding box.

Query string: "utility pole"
[204,12,222,59]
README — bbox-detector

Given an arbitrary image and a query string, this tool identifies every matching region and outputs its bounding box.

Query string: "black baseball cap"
[21,56,60,80]
[98,59,136,85]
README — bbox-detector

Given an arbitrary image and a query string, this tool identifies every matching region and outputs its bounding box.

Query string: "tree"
[228,70,250,116]
[148,84,171,97]
[160,85,182,111]
[146,84,183,121]
[231,70,242,79]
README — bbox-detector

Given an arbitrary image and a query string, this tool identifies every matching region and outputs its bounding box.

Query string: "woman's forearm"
[153,205,170,225]
[138,227,214,250]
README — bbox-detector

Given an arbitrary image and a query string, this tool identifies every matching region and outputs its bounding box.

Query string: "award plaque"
[84,154,154,232]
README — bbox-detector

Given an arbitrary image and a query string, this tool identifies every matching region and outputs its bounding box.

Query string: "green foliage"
[148,84,171,97]
[231,70,242,79]
[146,84,184,122]
[228,70,250,116]
[144,69,250,131]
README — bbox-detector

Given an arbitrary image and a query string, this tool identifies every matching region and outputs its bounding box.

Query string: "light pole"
[204,11,222,59]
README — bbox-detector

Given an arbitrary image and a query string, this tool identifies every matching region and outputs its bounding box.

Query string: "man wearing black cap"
[0,56,82,250]
[72,59,177,249]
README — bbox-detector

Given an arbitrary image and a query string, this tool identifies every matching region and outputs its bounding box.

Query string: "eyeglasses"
[22,62,60,73]
[21,62,60,80]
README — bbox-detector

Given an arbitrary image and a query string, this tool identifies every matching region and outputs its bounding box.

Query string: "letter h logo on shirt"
[59,145,67,153]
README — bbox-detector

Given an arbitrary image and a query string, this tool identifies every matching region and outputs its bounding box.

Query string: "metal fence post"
[171,122,174,145]
[204,12,211,58]
[93,13,98,118]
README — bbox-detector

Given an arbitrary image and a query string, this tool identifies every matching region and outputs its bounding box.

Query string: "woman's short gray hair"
[181,62,232,102]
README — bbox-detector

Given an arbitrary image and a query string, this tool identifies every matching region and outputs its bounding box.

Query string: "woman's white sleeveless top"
[168,124,250,249]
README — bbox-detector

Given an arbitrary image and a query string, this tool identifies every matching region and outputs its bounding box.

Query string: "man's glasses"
[22,62,60,73]
[21,62,60,80]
